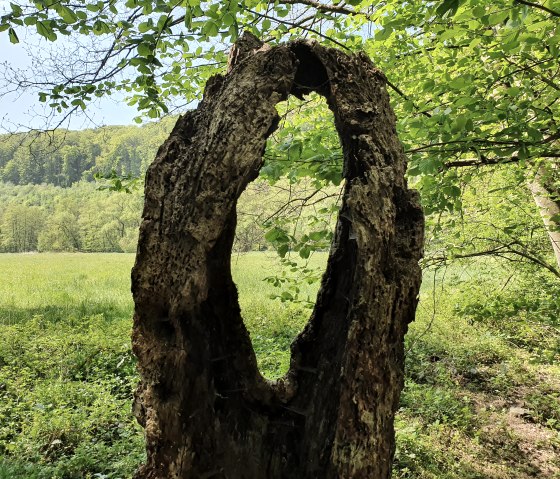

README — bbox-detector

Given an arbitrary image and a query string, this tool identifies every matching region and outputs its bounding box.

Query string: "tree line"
[0,182,143,252]
[0,118,174,186]
[0,175,338,255]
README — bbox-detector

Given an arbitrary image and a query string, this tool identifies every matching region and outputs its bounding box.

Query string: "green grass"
[0,253,134,325]
[232,251,324,377]
[0,252,322,478]
[0,253,559,478]
[0,254,142,479]
[398,260,560,478]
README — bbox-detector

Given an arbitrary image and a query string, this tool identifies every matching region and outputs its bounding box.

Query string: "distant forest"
[0,119,178,253]
[0,118,336,254]
[0,118,176,186]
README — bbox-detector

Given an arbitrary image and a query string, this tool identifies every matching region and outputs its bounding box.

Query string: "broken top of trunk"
[132,33,424,479]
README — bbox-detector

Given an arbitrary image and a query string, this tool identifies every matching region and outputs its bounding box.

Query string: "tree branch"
[443,151,560,169]
[246,7,350,50]
[514,0,560,17]
[407,132,560,161]
[426,242,560,279]
[444,155,523,168]
[503,56,560,91]
[385,79,432,117]
[273,0,366,17]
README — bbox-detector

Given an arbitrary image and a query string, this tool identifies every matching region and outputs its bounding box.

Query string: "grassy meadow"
[0,253,559,478]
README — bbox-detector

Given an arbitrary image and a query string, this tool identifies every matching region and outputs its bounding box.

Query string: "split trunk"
[131,34,424,479]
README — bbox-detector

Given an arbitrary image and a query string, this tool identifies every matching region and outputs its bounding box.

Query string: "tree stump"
[131,33,424,479]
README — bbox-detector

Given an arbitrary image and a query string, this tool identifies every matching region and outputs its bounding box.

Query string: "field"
[0,253,559,478]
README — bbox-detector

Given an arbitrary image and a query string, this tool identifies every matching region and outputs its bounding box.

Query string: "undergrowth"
[0,253,559,478]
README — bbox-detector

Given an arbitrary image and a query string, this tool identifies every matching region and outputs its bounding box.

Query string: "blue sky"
[0,32,139,132]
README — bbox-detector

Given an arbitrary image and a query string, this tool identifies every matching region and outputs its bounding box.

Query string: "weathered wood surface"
[132,33,424,479]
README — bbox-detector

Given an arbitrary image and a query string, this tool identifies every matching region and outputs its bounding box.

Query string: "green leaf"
[280,291,294,301]
[526,127,543,142]
[70,98,86,110]
[278,243,289,257]
[202,20,219,37]
[137,43,152,57]
[157,14,169,31]
[375,27,393,41]
[436,0,460,18]
[451,115,468,133]
[449,76,467,89]
[57,5,78,24]
[443,185,461,198]
[8,27,19,44]
[439,28,461,41]
[10,2,23,16]
[299,245,311,259]
[138,21,152,33]
[309,230,326,241]
[36,21,56,41]
[92,20,110,35]
[222,13,235,27]
[472,5,485,17]
[488,10,509,26]
[265,229,278,242]
[420,158,443,174]
[422,79,435,91]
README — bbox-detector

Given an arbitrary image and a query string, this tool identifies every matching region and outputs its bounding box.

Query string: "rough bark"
[131,33,424,479]
[528,164,560,269]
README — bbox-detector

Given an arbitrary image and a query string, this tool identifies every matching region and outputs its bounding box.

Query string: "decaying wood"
[131,33,424,479]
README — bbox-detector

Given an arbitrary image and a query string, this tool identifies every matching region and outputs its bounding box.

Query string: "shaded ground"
[395,262,560,478]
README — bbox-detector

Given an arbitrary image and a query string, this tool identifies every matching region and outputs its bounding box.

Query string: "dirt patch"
[506,403,559,477]
[466,386,560,478]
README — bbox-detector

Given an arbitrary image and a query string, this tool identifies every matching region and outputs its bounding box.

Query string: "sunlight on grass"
[0,253,135,325]
[231,251,327,378]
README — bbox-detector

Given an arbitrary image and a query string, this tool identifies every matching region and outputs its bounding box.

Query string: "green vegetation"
[0,177,338,257]
[1,0,559,475]
[2,0,558,240]
[0,254,142,479]
[0,182,143,253]
[0,120,174,186]
[0,253,558,478]
[397,262,560,478]
[0,112,558,478]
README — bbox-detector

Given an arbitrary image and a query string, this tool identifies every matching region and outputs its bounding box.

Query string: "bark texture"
[528,164,560,269]
[131,33,424,479]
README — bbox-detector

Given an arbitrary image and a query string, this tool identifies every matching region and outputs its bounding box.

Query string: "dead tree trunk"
[131,33,424,479]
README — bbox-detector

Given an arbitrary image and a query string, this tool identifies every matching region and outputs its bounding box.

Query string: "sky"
[0,31,139,132]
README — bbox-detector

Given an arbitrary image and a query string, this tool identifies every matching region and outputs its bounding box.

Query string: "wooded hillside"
[0,119,174,186]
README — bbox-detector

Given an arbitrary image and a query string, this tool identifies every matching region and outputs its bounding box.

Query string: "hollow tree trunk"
[131,33,424,479]
[528,163,560,269]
